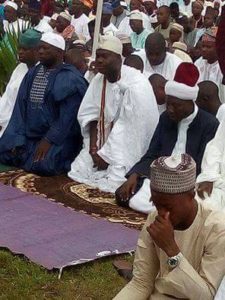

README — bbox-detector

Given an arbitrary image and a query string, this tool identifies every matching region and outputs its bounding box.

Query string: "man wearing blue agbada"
[0,32,88,175]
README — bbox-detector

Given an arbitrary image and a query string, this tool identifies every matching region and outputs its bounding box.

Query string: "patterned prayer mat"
[0,169,146,229]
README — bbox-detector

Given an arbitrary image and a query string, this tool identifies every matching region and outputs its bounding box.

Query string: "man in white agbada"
[135,32,182,78]
[68,35,159,192]
[3,1,28,34]
[117,0,153,36]
[70,0,90,41]
[116,63,219,213]
[0,29,41,138]
[195,27,225,102]
[196,115,225,210]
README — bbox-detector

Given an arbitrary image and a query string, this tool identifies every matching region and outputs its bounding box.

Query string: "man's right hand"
[197,181,213,199]
[116,173,139,201]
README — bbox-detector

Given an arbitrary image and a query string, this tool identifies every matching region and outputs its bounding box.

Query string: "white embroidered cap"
[59,11,72,22]
[41,32,66,51]
[97,35,123,56]
[129,10,143,20]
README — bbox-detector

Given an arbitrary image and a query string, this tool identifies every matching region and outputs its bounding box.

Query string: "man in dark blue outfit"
[0,32,88,175]
[116,63,219,213]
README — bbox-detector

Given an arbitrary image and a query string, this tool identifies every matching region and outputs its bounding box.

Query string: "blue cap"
[111,0,120,9]
[102,2,113,14]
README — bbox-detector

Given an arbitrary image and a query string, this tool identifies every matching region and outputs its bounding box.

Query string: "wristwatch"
[167,253,182,269]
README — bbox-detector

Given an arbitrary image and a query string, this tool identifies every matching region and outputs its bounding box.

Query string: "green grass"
[0,250,132,299]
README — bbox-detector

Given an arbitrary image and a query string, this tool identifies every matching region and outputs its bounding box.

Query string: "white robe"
[3,19,28,34]
[103,23,118,36]
[71,14,90,41]
[130,105,199,214]
[135,50,182,79]
[34,19,53,33]
[0,63,28,138]
[216,103,225,123]
[195,57,225,103]
[197,117,225,210]
[68,65,159,192]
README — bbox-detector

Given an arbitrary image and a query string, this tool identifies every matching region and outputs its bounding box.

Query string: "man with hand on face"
[68,35,159,193]
[0,32,88,175]
[114,154,225,300]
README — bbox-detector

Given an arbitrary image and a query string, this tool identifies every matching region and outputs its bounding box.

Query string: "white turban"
[41,32,66,51]
[129,11,143,21]
[165,81,199,101]
[4,1,18,10]
[98,35,122,56]
[59,11,72,22]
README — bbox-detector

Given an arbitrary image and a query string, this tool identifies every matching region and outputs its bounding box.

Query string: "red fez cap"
[174,63,199,87]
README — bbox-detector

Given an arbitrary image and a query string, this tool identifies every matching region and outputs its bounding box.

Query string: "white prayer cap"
[41,32,65,51]
[165,81,199,101]
[59,11,72,22]
[172,41,187,52]
[171,23,184,33]
[4,1,18,10]
[205,1,214,8]
[97,35,122,56]
[73,39,86,45]
[51,13,59,20]
[149,13,158,23]
[129,10,143,20]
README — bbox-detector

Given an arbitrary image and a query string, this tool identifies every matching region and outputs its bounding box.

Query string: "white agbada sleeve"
[78,73,103,138]
[0,63,28,138]
[197,118,225,183]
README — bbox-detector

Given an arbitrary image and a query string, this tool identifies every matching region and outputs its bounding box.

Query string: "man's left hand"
[147,212,180,257]
[34,139,52,162]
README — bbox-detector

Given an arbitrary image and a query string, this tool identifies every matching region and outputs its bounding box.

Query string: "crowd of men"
[1,0,225,298]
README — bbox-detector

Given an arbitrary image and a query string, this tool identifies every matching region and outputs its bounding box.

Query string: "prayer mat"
[0,169,146,229]
[0,183,139,270]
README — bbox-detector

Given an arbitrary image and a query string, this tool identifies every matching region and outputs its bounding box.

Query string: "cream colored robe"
[114,202,225,300]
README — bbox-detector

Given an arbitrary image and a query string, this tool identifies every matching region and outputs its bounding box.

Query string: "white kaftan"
[68,65,159,192]
[197,117,225,210]
[0,63,28,137]
[195,57,225,103]
[71,14,90,41]
[136,50,182,79]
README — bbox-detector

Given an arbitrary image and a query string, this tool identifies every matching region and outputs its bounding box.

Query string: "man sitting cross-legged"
[116,63,219,214]
[0,32,88,175]
[68,35,159,193]
[114,154,225,299]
